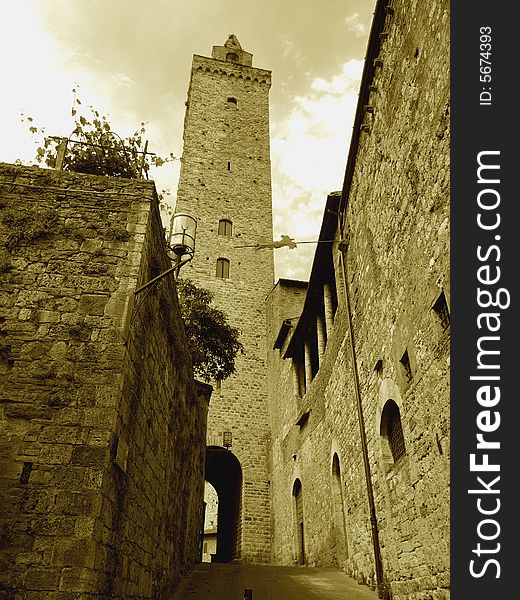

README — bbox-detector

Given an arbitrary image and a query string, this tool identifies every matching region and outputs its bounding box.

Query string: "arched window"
[216,258,230,279]
[218,219,233,237]
[292,479,305,565]
[227,97,237,106]
[226,52,239,62]
[331,454,348,563]
[381,400,406,464]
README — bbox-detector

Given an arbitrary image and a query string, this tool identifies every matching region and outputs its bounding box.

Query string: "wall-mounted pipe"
[337,228,388,599]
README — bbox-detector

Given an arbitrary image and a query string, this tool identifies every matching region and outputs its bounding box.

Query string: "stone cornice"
[192,54,271,85]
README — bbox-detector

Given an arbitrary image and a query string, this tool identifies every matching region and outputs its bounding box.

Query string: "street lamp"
[222,431,232,449]
[167,212,197,268]
[133,212,197,296]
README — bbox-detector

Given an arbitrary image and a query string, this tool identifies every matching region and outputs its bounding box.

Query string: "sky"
[0,0,376,280]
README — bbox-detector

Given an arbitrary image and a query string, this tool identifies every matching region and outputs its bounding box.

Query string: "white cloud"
[0,2,153,167]
[271,59,363,280]
[0,4,364,283]
[345,13,369,37]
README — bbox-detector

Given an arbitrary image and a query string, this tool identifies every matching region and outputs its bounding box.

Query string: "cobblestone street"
[168,563,379,600]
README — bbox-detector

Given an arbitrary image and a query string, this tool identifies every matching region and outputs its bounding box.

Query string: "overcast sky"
[1,0,375,280]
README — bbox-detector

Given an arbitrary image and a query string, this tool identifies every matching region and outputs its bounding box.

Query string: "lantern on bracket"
[167,213,197,265]
[133,212,197,297]
[223,431,233,449]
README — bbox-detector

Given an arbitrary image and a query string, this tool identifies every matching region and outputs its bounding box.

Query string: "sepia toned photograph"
[1,1,454,598]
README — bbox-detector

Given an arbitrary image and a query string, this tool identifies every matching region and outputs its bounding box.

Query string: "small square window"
[400,350,413,385]
[432,291,450,331]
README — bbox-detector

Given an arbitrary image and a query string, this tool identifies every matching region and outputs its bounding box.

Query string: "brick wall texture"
[0,164,210,599]
[266,1,450,599]
[174,41,275,564]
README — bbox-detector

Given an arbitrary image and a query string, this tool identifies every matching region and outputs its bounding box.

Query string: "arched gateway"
[205,446,243,562]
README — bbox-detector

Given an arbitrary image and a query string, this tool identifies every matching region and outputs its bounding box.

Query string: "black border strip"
[451,1,517,596]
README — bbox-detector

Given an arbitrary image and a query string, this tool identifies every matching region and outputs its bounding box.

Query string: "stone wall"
[174,38,274,564]
[267,0,450,598]
[0,164,210,598]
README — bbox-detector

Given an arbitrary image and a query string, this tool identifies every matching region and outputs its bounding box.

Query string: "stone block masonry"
[0,164,211,598]
[266,1,450,599]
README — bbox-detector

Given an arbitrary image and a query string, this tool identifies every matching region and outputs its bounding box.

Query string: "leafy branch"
[22,87,176,179]
[177,279,244,382]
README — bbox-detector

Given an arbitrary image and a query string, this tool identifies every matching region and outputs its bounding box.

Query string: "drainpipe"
[338,232,388,600]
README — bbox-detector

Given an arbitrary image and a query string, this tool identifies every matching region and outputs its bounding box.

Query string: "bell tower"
[174,35,274,563]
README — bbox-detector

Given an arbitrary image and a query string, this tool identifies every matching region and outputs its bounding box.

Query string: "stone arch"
[205,446,242,562]
[376,378,408,471]
[380,399,406,466]
[331,452,349,565]
[292,478,305,565]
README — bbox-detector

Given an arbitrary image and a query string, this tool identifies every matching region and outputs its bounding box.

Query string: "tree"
[176,279,244,382]
[23,87,174,178]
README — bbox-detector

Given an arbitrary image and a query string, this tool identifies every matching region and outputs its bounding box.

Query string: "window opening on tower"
[227,97,238,107]
[218,219,233,237]
[216,258,230,279]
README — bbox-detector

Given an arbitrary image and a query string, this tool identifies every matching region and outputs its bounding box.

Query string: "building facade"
[0,165,211,599]
[174,35,274,564]
[266,1,450,599]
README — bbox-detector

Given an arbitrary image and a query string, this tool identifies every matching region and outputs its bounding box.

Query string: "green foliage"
[176,279,244,382]
[23,87,175,179]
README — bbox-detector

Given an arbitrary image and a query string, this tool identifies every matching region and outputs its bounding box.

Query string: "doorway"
[205,446,242,562]
[331,453,348,566]
[293,478,305,565]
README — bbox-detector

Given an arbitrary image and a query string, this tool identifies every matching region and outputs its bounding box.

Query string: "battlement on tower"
[192,55,271,85]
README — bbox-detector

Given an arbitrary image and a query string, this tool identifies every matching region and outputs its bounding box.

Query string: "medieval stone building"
[0,166,212,598]
[265,1,450,598]
[175,0,450,598]
[0,0,449,598]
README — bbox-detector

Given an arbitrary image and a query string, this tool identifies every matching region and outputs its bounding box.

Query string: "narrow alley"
[168,563,379,600]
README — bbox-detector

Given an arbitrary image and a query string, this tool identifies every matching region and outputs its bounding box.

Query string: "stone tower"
[174,35,274,564]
